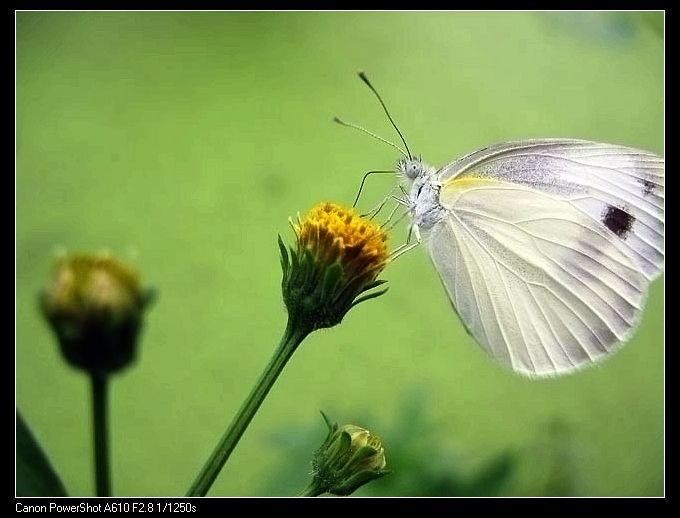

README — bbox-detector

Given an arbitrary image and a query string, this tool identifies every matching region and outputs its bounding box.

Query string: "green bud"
[305,412,389,496]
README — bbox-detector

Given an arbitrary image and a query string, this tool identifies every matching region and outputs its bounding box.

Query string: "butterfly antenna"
[333,117,407,157]
[358,71,412,160]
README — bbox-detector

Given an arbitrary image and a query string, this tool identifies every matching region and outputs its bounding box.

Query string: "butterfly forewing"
[437,139,664,280]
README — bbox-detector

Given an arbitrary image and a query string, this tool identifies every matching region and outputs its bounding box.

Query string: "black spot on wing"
[601,205,634,239]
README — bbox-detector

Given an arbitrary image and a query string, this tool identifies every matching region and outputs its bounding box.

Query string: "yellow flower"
[40,253,154,375]
[295,202,389,283]
[279,202,389,333]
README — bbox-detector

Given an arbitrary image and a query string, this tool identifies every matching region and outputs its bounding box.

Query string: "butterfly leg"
[360,184,399,220]
[379,203,402,228]
[390,224,421,260]
[381,185,413,229]
[383,206,411,231]
[389,185,411,209]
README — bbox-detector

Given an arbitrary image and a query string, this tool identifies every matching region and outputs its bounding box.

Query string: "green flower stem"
[187,319,310,497]
[91,374,111,497]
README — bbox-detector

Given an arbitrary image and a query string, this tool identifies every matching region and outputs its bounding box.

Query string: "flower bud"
[306,412,389,496]
[40,253,154,375]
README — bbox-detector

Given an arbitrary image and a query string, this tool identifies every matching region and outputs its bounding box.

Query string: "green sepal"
[320,410,335,432]
[321,262,343,300]
[141,287,158,309]
[347,445,380,466]
[278,235,289,276]
[290,246,299,270]
[331,468,390,496]
[350,287,389,309]
[302,249,316,285]
[357,279,388,294]
[326,430,352,467]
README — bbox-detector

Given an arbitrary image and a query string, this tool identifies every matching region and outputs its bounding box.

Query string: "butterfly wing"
[427,140,663,376]
[437,139,664,280]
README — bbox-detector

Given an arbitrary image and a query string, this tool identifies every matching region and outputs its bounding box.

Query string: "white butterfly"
[346,75,664,377]
[398,140,664,377]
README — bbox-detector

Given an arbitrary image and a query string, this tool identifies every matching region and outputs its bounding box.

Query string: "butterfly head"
[397,157,430,181]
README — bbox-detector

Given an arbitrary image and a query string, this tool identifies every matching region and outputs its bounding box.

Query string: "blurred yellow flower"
[41,253,153,375]
[43,255,143,321]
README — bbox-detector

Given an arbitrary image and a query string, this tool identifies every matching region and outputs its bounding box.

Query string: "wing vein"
[526,285,577,369]
[448,217,517,369]
[455,209,642,292]
[497,262,537,372]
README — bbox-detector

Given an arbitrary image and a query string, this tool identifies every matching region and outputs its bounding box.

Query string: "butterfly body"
[395,139,664,377]
[400,160,444,233]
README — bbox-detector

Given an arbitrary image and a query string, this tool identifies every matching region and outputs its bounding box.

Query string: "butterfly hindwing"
[428,176,650,377]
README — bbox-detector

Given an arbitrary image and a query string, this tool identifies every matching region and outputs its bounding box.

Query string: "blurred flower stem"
[91,374,111,497]
[187,202,389,496]
[40,253,154,497]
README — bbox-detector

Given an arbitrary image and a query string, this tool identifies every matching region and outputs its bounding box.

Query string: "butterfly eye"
[404,161,421,179]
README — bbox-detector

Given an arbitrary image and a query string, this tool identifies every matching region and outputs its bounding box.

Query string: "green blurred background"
[16,11,664,496]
